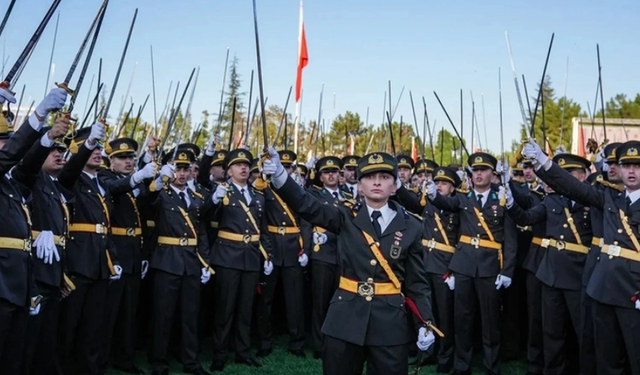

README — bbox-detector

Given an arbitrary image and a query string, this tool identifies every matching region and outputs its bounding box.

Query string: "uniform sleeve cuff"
[29,113,44,132]
[40,133,56,147]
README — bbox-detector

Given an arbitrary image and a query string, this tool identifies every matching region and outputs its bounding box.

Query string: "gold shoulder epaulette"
[456,188,470,194]
[512,177,525,184]
[192,190,203,199]
[313,185,322,191]
[596,177,624,192]
[253,188,264,195]
[407,186,420,194]
[406,210,423,221]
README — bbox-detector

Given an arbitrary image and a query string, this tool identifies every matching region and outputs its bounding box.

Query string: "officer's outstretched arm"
[536,162,604,209]
[430,193,461,213]
[272,174,344,235]
[507,200,547,227]
[395,185,424,214]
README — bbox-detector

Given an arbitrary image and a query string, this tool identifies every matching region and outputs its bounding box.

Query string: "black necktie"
[371,210,382,237]
[477,194,483,207]
[178,192,188,210]
[349,186,354,196]
[239,188,248,205]
[333,192,339,200]
[627,196,632,209]
[91,177,102,196]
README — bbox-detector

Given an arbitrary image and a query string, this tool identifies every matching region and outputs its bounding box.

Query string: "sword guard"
[55,82,75,97]
[0,81,14,96]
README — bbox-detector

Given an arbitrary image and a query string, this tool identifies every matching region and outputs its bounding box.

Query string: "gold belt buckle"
[23,239,31,252]
[243,234,252,244]
[357,282,375,298]
[607,245,621,257]
[541,239,550,248]
[126,227,135,237]
[96,224,104,234]
[556,241,566,250]
[277,226,286,235]
[427,239,436,249]
[470,237,480,248]
[179,237,188,246]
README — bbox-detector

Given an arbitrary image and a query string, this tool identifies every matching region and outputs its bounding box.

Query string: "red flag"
[411,137,417,161]
[295,1,308,102]
[577,126,586,157]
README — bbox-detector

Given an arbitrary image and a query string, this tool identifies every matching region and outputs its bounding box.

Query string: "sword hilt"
[0,81,15,96]
[55,82,75,97]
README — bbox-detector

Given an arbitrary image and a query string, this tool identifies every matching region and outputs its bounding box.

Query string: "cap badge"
[474,156,483,163]
[238,151,246,158]
[437,169,445,176]
[628,147,638,157]
[282,153,291,160]
[326,159,334,166]
[119,143,129,150]
[178,152,188,161]
[558,158,566,166]
[369,154,383,164]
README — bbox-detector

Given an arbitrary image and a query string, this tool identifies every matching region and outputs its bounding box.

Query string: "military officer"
[264,149,437,375]
[426,152,517,375]
[255,149,308,358]
[506,153,593,374]
[340,155,360,199]
[396,154,415,187]
[141,147,211,375]
[249,157,260,184]
[297,163,308,187]
[396,166,461,373]
[414,158,438,186]
[98,137,156,373]
[523,139,640,374]
[0,87,67,374]
[303,156,347,358]
[11,117,71,375]
[208,149,273,372]
[57,120,125,375]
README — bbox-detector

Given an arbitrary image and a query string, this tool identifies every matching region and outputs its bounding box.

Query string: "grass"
[105,337,529,375]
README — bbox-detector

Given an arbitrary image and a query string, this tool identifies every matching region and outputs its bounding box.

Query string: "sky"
[4,0,640,155]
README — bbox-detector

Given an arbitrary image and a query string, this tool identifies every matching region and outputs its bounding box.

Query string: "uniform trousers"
[428,272,454,369]
[212,267,259,361]
[257,265,306,351]
[453,274,501,374]
[58,275,109,375]
[311,260,340,354]
[151,270,201,373]
[541,284,580,375]
[579,287,596,375]
[22,283,60,375]
[592,300,640,374]
[525,271,544,374]
[0,298,28,374]
[323,335,408,375]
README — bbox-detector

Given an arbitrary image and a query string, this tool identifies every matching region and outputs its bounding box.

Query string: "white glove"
[29,297,41,316]
[88,121,106,143]
[523,138,548,167]
[495,274,512,290]
[496,160,503,175]
[212,183,228,204]
[554,144,567,155]
[444,274,455,290]
[426,180,437,200]
[313,232,327,245]
[635,300,640,311]
[595,148,605,164]
[502,163,511,184]
[205,133,219,156]
[0,87,16,104]
[264,146,284,175]
[201,267,211,284]
[298,253,309,267]
[504,185,514,208]
[159,164,175,180]
[416,327,435,351]
[141,260,149,279]
[395,177,402,189]
[110,265,123,280]
[240,144,249,150]
[35,88,68,118]
[132,162,156,185]
[305,157,317,170]
[32,230,60,265]
[264,260,273,276]
[602,162,610,172]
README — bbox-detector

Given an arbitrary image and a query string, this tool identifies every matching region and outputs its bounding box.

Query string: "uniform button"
[367,277,374,283]
[614,241,619,245]
[245,230,249,233]
[283,211,287,215]
[365,296,372,302]
[477,223,482,227]
[370,259,377,266]
[282,222,286,225]
[185,223,188,226]
[618,229,623,233]
[560,235,564,239]
[434,228,438,232]
[246,219,249,222]
[563,224,568,228]
[338,296,342,300]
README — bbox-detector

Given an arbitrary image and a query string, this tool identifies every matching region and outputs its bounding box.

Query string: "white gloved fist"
[262,159,278,175]
[264,146,284,175]
[595,148,605,164]
[504,185,514,208]
[133,162,157,184]
[395,177,402,189]
[201,267,211,284]
[426,180,437,200]
[554,144,567,156]
[523,138,548,166]
[141,260,149,279]
[212,184,228,204]
[635,300,640,311]
[416,326,435,351]
[602,162,610,172]
[29,297,41,316]
[298,253,309,267]
[263,260,273,276]
[495,274,512,290]
[159,164,175,180]
[88,122,106,143]
[444,274,455,290]
[313,232,327,245]
[0,87,16,104]
[110,265,123,280]
[36,88,68,118]
[305,157,317,170]
[502,164,511,184]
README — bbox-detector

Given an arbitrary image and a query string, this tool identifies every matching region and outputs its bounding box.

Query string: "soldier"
[396,166,461,373]
[208,149,273,372]
[506,153,593,374]
[396,154,415,187]
[56,120,124,375]
[249,158,260,184]
[0,87,67,374]
[340,155,360,199]
[12,117,71,375]
[426,152,517,375]
[256,149,309,358]
[415,158,438,186]
[98,137,156,373]
[507,159,547,375]
[522,139,640,374]
[297,163,308,187]
[141,146,211,375]
[303,156,346,359]
[263,149,437,375]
